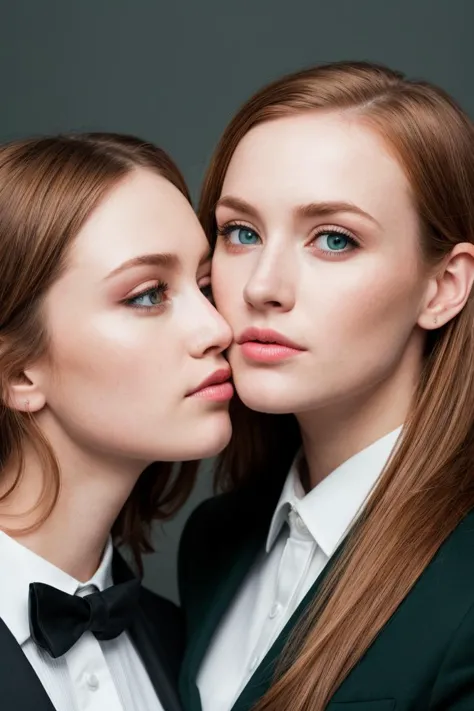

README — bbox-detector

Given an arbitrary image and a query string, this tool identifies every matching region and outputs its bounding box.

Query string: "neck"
[297,361,419,490]
[0,417,145,582]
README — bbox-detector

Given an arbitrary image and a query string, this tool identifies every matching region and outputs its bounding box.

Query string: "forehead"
[221,112,414,223]
[70,168,206,272]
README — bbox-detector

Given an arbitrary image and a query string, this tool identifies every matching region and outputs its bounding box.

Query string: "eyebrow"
[216,195,381,228]
[106,250,211,279]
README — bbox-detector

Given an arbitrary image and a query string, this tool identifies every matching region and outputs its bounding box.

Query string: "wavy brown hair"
[0,132,198,570]
[198,62,474,710]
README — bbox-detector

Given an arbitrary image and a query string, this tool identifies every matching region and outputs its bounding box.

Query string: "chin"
[238,391,297,414]
[234,371,303,415]
[179,412,232,460]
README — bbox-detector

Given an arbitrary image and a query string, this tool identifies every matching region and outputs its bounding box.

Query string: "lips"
[236,327,305,364]
[186,367,233,397]
[237,328,304,351]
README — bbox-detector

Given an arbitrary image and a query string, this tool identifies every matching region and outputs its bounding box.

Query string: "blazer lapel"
[128,606,182,711]
[113,552,182,711]
[0,618,56,711]
[180,529,265,711]
[180,478,286,711]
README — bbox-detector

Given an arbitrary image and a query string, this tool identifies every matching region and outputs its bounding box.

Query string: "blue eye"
[219,224,261,246]
[125,282,168,309]
[315,232,355,253]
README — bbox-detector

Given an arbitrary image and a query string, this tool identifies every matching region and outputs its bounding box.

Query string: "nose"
[188,293,233,359]
[243,245,296,312]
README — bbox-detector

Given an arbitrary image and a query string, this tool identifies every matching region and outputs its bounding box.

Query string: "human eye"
[123,280,169,311]
[216,222,261,247]
[310,227,359,256]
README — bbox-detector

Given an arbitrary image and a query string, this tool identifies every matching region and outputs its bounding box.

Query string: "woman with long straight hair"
[0,132,234,711]
[178,62,474,711]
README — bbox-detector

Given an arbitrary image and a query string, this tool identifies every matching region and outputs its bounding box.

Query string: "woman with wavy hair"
[179,62,474,711]
[0,132,233,711]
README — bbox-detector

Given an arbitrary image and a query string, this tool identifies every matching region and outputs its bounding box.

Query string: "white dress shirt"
[0,532,164,711]
[197,427,403,711]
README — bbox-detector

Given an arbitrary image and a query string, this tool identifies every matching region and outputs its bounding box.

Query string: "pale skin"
[0,168,233,580]
[211,111,474,487]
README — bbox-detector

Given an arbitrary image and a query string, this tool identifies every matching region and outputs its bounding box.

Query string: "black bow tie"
[28,578,141,658]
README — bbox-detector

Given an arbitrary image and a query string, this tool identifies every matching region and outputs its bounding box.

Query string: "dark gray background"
[2,0,472,602]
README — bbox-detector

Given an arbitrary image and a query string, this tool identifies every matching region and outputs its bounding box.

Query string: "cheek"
[42,315,181,448]
[55,319,138,376]
[212,257,244,319]
[312,266,425,364]
[314,252,423,323]
[47,310,176,398]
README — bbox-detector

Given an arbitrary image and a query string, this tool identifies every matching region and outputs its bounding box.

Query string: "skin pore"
[211,111,474,487]
[0,168,233,580]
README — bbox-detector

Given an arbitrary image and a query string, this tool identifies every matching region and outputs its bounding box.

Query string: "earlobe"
[6,370,46,413]
[418,243,474,331]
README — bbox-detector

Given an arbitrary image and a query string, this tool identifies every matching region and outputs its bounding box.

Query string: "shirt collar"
[0,532,114,646]
[266,426,403,556]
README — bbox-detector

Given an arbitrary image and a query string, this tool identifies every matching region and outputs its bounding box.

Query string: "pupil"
[328,234,347,250]
[149,289,160,304]
[240,229,254,243]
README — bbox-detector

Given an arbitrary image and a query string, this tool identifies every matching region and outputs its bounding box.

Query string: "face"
[31,169,233,465]
[212,112,433,416]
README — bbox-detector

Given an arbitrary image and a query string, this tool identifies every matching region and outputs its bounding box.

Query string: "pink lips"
[237,328,305,363]
[187,368,234,401]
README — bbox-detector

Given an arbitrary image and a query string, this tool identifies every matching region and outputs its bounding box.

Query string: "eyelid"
[124,279,164,300]
[216,218,260,233]
[309,224,360,247]
[311,224,358,239]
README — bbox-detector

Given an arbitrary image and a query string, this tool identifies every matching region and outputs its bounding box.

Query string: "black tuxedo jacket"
[0,551,183,711]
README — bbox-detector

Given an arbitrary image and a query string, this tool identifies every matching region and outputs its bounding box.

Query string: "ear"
[6,366,47,414]
[418,242,474,330]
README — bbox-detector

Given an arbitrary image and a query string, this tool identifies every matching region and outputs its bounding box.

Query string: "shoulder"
[179,492,236,557]
[179,476,282,565]
[177,494,231,597]
[177,489,258,613]
[426,512,474,707]
[429,509,474,594]
[178,487,264,585]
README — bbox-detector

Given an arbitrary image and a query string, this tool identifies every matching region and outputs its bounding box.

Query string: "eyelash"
[123,280,169,312]
[216,221,360,254]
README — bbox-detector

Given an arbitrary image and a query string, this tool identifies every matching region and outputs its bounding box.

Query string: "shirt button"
[86,673,100,691]
[269,602,282,619]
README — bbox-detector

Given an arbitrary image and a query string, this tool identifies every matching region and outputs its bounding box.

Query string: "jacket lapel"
[0,618,56,711]
[180,478,286,711]
[129,606,182,711]
[180,529,265,711]
[113,552,182,711]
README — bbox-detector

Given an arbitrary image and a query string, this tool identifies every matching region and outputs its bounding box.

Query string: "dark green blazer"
[178,476,474,711]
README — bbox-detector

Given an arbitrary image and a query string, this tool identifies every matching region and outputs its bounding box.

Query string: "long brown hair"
[0,132,198,569]
[198,62,474,710]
